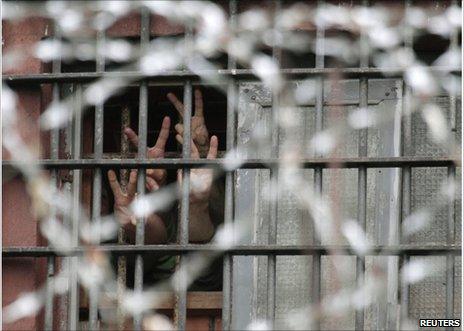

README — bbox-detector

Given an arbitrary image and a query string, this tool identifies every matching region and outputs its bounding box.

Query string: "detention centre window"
[2,1,462,331]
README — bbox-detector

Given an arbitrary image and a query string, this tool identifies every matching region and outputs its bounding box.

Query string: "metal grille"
[2,1,461,330]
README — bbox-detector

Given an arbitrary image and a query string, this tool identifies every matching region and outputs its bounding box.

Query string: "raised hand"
[107,169,139,227]
[177,135,218,242]
[107,169,167,244]
[124,116,170,185]
[177,135,218,204]
[167,89,210,157]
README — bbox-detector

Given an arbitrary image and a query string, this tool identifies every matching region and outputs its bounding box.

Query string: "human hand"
[107,169,160,226]
[167,89,210,157]
[177,135,218,204]
[108,169,168,244]
[123,116,170,185]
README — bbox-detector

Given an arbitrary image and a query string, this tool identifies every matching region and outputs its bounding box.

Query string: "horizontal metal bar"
[2,156,457,170]
[3,245,460,257]
[4,67,461,85]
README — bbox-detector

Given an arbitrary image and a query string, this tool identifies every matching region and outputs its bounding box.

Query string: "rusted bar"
[117,105,131,330]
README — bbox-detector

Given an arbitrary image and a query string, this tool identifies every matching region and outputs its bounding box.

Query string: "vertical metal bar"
[445,166,456,322]
[312,2,324,328]
[355,2,369,329]
[267,0,281,323]
[60,83,74,331]
[45,252,55,331]
[222,1,237,329]
[180,83,192,245]
[355,79,368,331]
[400,0,413,324]
[356,0,369,322]
[68,84,83,331]
[175,19,193,328]
[117,105,130,331]
[45,22,62,331]
[133,9,150,331]
[89,28,106,331]
[449,0,459,132]
[355,81,367,331]
[445,1,458,324]
[176,82,191,331]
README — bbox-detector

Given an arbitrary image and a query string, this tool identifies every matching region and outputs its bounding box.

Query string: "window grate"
[2,0,461,330]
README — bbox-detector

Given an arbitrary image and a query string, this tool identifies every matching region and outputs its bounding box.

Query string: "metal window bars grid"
[2,1,461,330]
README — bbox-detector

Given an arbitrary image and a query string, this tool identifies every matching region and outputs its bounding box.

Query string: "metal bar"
[176,82,193,331]
[445,1,459,324]
[68,84,83,331]
[45,21,62,331]
[117,106,130,330]
[445,166,456,324]
[449,0,459,132]
[4,245,461,257]
[4,67,461,85]
[133,9,150,331]
[311,165,322,317]
[88,27,106,331]
[356,1,369,323]
[45,253,55,331]
[222,1,237,329]
[355,80,368,331]
[267,0,281,322]
[400,1,413,324]
[311,2,325,323]
[4,156,457,170]
[175,17,194,327]
[180,86,192,240]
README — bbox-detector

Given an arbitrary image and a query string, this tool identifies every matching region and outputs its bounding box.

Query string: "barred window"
[2,1,461,331]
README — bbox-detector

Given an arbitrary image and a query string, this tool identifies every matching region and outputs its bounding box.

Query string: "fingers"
[207,135,218,159]
[169,90,204,118]
[151,116,170,157]
[177,169,182,185]
[194,89,204,117]
[126,169,138,197]
[146,176,159,191]
[175,134,184,145]
[147,168,166,184]
[124,127,139,149]
[174,135,200,158]
[107,170,123,198]
[167,93,184,118]
[174,123,184,136]
[190,139,200,159]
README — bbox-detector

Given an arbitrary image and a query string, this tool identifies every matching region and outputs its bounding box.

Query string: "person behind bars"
[106,89,224,289]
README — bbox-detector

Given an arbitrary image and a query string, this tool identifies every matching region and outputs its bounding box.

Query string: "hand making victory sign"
[123,116,171,187]
[107,89,219,243]
[167,88,218,241]
[167,88,210,157]
[106,117,172,244]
